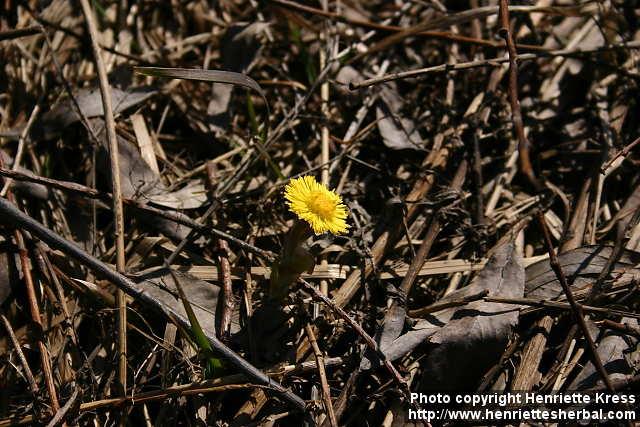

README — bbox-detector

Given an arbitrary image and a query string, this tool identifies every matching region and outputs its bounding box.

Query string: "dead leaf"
[134,67,268,119]
[32,86,156,141]
[360,242,523,380]
[376,85,423,150]
[131,268,241,339]
[418,242,524,391]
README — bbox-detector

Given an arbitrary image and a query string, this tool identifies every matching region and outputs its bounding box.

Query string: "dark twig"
[305,324,338,427]
[0,167,276,261]
[499,0,539,191]
[0,153,60,413]
[408,290,489,317]
[298,278,408,395]
[207,163,234,341]
[0,26,41,41]
[483,296,640,319]
[217,238,234,341]
[601,135,640,173]
[498,0,613,394]
[598,319,640,338]
[79,0,128,395]
[0,384,276,427]
[0,312,39,396]
[45,388,78,427]
[0,196,307,413]
[587,206,640,302]
[349,41,640,90]
[269,0,547,51]
[538,215,614,392]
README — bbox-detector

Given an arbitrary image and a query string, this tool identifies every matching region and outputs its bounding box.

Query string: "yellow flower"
[284,175,349,235]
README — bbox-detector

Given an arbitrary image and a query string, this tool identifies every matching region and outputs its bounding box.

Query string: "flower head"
[284,175,349,235]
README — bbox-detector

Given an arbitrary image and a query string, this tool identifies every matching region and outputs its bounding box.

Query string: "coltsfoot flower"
[284,175,349,235]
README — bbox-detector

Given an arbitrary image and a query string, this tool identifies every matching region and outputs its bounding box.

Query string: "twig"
[269,0,547,51]
[407,290,489,317]
[45,388,78,427]
[0,196,307,413]
[0,313,39,396]
[470,129,487,250]
[597,319,640,338]
[29,13,154,66]
[538,214,614,392]
[586,205,640,302]
[312,10,333,415]
[206,163,234,341]
[349,40,640,90]
[305,324,338,427]
[601,135,640,173]
[217,238,234,341]
[0,155,60,413]
[79,0,128,395]
[0,26,41,41]
[0,166,276,261]
[498,0,539,191]
[298,279,408,395]
[348,3,593,62]
[496,0,614,393]
[0,103,40,197]
[0,384,275,427]
[483,296,640,319]
[13,215,60,412]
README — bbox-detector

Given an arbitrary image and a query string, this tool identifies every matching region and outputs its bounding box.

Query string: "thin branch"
[0,166,276,261]
[0,196,307,413]
[498,0,539,191]
[538,215,614,392]
[270,0,547,51]
[45,388,78,427]
[601,135,640,173]
[0,313,39,396]
[349,40,640,90]
[298,278,408,395]
[305,324,338,427]
[497,0,614,393]
[79,0,128,395]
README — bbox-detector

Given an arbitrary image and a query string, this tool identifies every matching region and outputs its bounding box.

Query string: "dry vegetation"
[1,0,640,425]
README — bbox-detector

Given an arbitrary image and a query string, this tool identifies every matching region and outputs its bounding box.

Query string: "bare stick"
[305,324,338,427]
[497,0,614,393]
[270,0,546,51]
[299,279,408,394]
[45,388,78,427]
[79,0,128,395]
[349,40,640,90]
[14,218,60,412]
[0,313,39,396]
[0,166,276,261]
[598,319,640,338]
[206,164,234,341]
[538,215,613,392]
[407,290,489,317]
[498,0,539,190]
[0,196,307,413]
[601,135,640,172]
